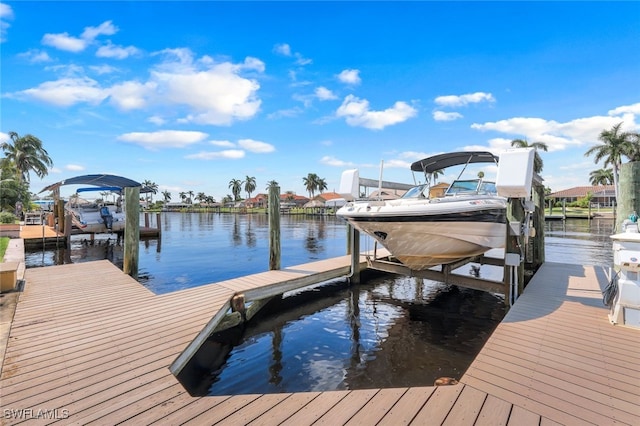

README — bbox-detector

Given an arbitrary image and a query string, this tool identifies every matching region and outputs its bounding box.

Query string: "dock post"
[616,161,640,233]
[349,225,361,284]
[533,182,545,268]
[268,185,281,270]
[156,213,162,237]
[123,186,140,278]
[64,213,72,247]
[504,198,525,306]
[56,199,65,234]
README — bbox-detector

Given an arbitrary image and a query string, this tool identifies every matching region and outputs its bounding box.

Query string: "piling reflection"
[177,271,506,396]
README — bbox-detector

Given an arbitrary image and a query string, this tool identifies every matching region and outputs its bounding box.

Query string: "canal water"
[24,214,615,395]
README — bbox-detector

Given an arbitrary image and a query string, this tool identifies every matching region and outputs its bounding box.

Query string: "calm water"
[25,214,615,394]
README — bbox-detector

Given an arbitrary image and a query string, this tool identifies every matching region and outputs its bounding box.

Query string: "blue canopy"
[39,174,152,193]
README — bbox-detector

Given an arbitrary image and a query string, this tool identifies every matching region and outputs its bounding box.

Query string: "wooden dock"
[1,259,638,424]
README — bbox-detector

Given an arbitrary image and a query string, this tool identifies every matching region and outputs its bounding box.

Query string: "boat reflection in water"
[177,269,506,396]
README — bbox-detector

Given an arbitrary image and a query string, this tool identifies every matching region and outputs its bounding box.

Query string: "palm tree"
[179,191,187,203]
[141,180,158,204]
[228,178,242,201]
[1,131,53,183]
[266,180,279,190]
[430,169,444,184]
[316,177,328,194]
[510,139,548,173]
[303,173,320,198]
[162,190,171,203]
[584,122,637,200]
[589,168,614,186]
[187,190,194,204]
[243,176,256,201]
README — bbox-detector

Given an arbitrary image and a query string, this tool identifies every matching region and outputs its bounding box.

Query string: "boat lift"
[343,148,544,306]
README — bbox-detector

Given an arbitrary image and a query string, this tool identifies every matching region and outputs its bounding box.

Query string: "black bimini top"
[410,151,499,173]
[39,174,146,193]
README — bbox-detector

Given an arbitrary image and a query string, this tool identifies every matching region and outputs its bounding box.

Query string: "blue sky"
[1,1,639,201]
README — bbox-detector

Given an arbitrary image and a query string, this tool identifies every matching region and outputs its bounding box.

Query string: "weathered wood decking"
[1,259,638,425]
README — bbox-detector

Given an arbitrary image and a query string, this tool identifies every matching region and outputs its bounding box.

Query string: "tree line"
[1,123,638,215]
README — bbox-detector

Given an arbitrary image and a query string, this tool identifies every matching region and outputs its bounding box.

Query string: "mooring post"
[268,185,281,270]
[64,213,72,247]
[616,161,640,233]
[533,182,545,268]
[503,198,525,306]
[123,186,140,278]
[56,199,65,234]
[349,225,361,284]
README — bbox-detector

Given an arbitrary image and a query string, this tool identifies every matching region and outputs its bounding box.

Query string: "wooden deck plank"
[312,389,380,425]
[442,385,486,425]
[473,394,512,426]
[246,392,320,425]
[278,390,350,426]
[207,393,294,426]
[507,405,541,426]
[344,388,407,426]
[412,385,463,425]
[376,387,435,425]
[182,393,263,425]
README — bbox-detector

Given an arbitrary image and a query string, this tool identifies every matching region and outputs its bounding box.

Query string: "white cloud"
[337,69,361,85]
[336,95,417,130]
[42,20,118,53]
[18,49,52,63]
[294,53,312,66]
[117,130,208,150]
[90,64,118,75]
[315,86,338,101]
[10,49,264,125]
[108,80,157,110]
[152,55,263,125]
[185,149,245,160]
[42,32,87,52]
[267,106,304,119]
[608,102,640,116]
[433,111,463,121]
[273,43,292,56]
[65,164,85,171]
[320,156,356,167]
[96,41,140,59]
[471,108,640,152]
[16,77,107,106]
[238,138,275,153]
[81,21,118,40]
[147,116,166,126]
[0,3,14,43]
[210,140,236,148]
[435,92,495,107]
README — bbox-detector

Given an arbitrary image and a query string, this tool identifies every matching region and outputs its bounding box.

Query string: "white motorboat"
[336,151,507,270]
[66,187,125,233]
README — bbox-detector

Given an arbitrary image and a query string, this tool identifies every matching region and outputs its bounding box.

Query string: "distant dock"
[17,218,160,249]
[1,254,637,424]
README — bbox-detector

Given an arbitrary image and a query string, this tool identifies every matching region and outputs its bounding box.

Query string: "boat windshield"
[401,184,428,199]
[445,180,498,196]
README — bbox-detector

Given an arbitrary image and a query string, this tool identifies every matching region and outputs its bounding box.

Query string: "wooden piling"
[616,161,640,232]
[123,186,140,278]
[504,198,525,305]
[268,185,281,270]
[349,225,360,284]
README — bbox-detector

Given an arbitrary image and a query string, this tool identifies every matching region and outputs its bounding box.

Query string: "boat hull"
[337,202,506,270]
